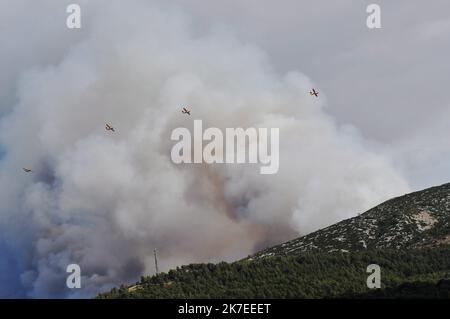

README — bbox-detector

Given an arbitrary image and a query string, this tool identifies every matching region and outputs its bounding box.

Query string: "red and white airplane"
[309,88,319,97]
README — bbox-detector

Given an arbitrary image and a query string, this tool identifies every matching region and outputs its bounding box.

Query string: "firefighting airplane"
[182,107,191,115]
[309,88,319,97]
[105,123,115,132]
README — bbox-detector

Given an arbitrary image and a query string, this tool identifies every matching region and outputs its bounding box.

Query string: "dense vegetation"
[97,246,450,299]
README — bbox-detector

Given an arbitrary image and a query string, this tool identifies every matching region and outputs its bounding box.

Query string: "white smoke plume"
[0,0,409,297]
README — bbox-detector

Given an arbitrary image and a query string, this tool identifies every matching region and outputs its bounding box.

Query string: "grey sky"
[1,0,449,188]
[165,0,450,188]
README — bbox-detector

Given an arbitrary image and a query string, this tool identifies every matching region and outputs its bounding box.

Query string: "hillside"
[97,182,450,299]
[253,182,450,258]
[97,247,450,298]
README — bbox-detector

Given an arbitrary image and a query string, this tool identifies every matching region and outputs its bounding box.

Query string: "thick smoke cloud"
[0,0,409,297]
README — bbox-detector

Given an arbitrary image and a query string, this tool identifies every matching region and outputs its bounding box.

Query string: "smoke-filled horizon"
[0,1,414,297]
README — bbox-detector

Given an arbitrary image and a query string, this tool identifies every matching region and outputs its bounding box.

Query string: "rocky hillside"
[252,183,450,258]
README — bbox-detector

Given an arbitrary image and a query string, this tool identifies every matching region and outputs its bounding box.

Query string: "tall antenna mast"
[154,248,159,274]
